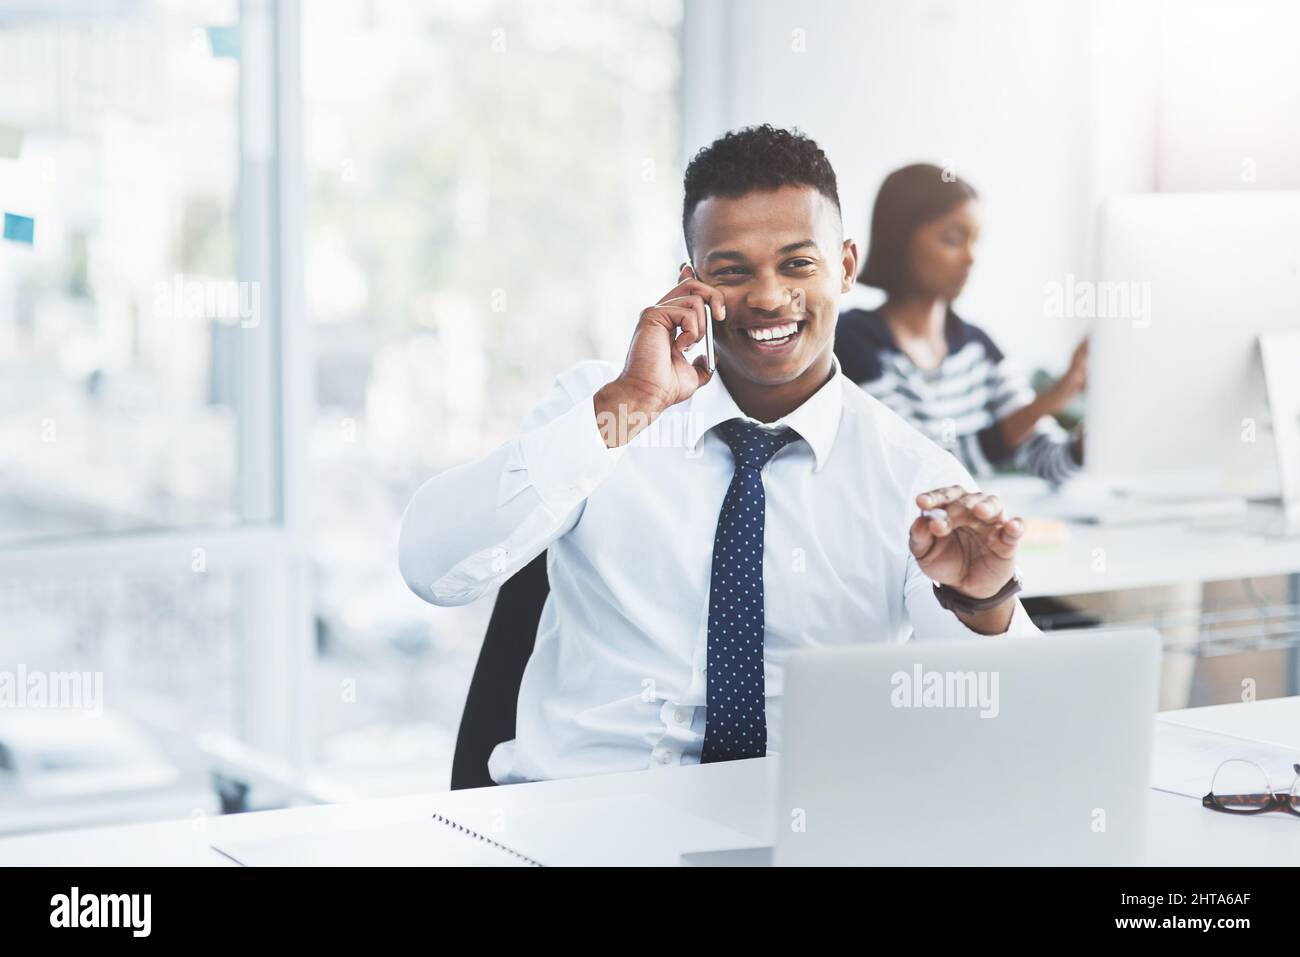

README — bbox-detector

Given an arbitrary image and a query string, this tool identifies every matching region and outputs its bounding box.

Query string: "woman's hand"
[1048,336,1088,411]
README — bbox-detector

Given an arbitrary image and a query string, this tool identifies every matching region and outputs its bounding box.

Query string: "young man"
[400,124,1038,785]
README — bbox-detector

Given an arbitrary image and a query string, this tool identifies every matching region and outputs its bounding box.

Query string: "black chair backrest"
[449,551,550,790]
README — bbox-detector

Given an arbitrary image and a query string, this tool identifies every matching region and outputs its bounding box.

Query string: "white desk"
[2,696,1298,866]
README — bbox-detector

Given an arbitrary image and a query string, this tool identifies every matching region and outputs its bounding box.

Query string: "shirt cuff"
[516,388,627,516]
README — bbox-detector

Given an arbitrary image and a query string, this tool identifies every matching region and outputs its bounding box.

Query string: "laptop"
[685,628,1161,866]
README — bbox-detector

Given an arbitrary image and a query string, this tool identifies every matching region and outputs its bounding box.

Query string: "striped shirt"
[834,306,1080,486]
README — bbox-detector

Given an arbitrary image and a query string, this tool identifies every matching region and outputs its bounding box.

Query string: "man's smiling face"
[689,184,857,392]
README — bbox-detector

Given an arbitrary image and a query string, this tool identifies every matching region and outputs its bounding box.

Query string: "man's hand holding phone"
[594,263,726,449]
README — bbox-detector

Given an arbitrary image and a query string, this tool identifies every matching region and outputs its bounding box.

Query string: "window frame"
[0,0,317,776]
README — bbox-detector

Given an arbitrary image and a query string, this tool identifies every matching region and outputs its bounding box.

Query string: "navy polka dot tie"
[700,418,803,764]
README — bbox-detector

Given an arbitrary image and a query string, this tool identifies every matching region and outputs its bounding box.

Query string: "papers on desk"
[450,794,764,866]
[1016,517,1069,550]
[212,794,762,867]
[1151,718,1300,799]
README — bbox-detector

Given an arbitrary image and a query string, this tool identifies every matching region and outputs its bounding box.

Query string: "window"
[0,0,302,832]
[301,0,684,793]
[0,4,251,545]
[1,0,685,828]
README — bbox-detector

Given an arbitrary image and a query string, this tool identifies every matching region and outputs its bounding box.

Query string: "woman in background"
[835,164,1086,485]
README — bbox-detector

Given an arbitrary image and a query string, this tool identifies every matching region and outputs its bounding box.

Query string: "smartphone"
[688,259,716,374]
[703,300,716,373]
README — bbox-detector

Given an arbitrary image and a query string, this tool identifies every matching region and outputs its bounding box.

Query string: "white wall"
[682,0,1109,373]
[1155,0,1300,191]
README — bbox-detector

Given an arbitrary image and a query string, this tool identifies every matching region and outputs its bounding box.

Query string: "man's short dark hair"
[682,124,842,260]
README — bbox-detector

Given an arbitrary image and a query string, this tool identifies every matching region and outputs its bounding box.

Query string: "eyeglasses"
[1202,759,1300,816]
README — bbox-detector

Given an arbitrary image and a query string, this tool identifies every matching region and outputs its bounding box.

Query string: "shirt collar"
[684,354,845,472]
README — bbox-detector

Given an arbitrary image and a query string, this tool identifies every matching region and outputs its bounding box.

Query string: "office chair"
[449,551,549,790]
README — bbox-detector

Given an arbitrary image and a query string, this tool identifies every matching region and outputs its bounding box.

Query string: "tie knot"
[716,418,802,471]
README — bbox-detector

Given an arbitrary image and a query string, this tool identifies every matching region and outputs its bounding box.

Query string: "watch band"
[932,571,1023,615]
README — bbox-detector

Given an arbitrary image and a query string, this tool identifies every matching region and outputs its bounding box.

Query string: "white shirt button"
[673,708,687,724]
[657,750,674,764]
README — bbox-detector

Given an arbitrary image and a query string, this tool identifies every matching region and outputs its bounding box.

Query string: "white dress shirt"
[399,354,1039,784]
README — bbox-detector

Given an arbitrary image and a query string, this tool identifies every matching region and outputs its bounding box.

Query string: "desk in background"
[989,475,1300,699]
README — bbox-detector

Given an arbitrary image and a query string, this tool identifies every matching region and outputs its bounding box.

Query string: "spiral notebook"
[213,814,537,867]
[212,794,763,867]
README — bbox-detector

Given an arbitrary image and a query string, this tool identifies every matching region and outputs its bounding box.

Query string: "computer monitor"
[1260,330,1300,516]
[1087,191,1300,500]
